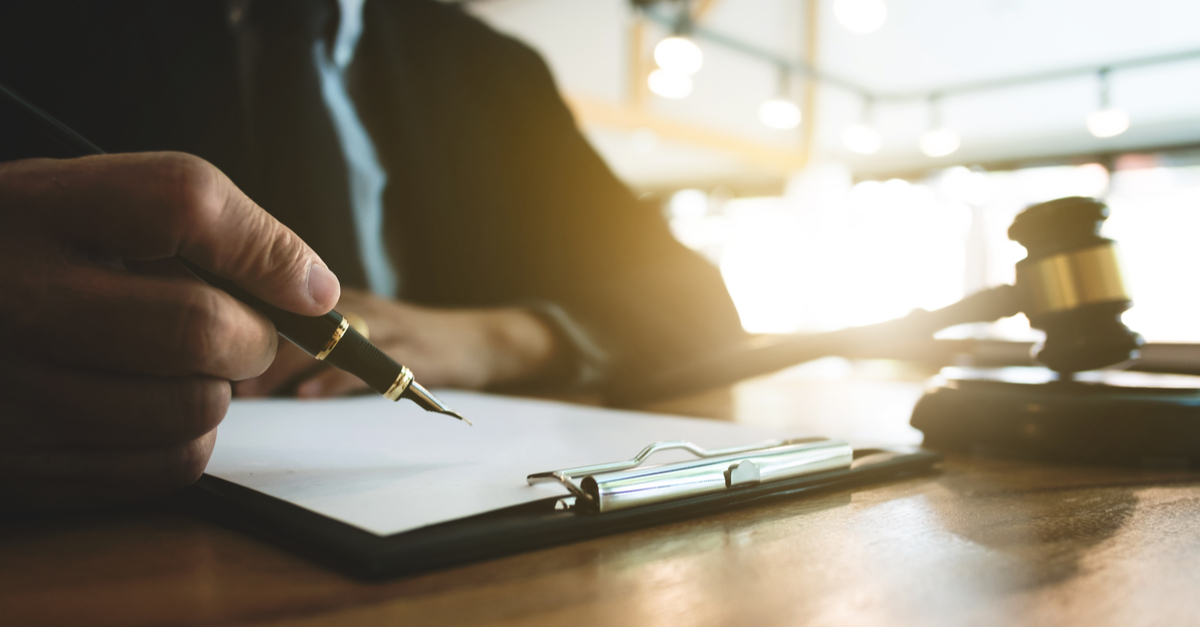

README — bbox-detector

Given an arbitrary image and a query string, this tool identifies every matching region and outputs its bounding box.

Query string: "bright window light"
[1087,108,1130,138]
[654,37,703,75]
[1106,164,1200,342]
[920,128,961,157]
[834,0,887,34]
[666,190,726,260]
[662,160,1200,343]
[939,166,991,205]
[668,189,709,220]
[717,187,965,333]
[842,124,881,154]
[758,98,802,129]
[648,69,693,99]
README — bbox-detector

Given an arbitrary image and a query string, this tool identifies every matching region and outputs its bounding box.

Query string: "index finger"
[2,152,340,316]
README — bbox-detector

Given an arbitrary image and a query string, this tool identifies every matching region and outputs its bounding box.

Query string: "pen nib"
[402,381,473,426]
[441,410,472,426]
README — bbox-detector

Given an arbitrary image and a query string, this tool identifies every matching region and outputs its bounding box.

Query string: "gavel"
[1007,196,1142,373]
[610,196,1143,406]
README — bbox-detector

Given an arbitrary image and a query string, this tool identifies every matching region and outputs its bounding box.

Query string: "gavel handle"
[607,284,1023,406]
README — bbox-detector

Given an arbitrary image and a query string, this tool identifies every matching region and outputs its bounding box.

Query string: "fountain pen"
[0,80,468,424]
[181,261,469,424]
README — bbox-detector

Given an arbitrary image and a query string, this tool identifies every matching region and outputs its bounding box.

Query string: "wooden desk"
[5,360,1200,626]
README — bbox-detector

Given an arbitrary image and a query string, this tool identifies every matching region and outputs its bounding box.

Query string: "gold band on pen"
[314,317,350,361]
[341,312,369,340]
[384,366,415,401]
[1018,243,1130,315]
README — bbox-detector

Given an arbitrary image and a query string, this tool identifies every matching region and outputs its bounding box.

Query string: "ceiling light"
[920,128,960,157]
[834,0,887,34]
[654,36,703,76]
[648,69,693,99]
[758,65,801,129]
[1088,69,1129,138]
[842,124,881,154]
[1087,109,1130,138]
[920,94,958,157]
[758,98,801,129]
[842,96,880,154]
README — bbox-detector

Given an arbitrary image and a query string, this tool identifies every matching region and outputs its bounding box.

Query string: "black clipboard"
[175,446,940,580]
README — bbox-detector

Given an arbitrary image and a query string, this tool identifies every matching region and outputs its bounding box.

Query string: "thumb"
[20,153,342,315]
[172,158,341,315]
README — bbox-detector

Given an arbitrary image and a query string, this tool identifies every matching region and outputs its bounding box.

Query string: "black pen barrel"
[323,328,408,397]
[178,259,408,398]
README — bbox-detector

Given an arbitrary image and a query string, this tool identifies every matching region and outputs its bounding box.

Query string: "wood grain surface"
[4,361,1200,627]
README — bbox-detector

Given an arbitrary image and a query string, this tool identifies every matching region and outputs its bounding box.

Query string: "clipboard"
[180,440,940,580]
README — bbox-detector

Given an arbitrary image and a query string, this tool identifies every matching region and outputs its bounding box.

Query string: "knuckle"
[155,152,222,236]
[175,378,230,442]
[173,288,232,374]
[247,327,279,379]
[154,151,310,286]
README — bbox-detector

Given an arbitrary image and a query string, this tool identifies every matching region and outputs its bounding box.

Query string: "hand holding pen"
[0,153,347,510]
[0,80,467,422]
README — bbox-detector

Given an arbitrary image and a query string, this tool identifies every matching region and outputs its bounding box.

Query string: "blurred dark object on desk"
[913,367,1200,467]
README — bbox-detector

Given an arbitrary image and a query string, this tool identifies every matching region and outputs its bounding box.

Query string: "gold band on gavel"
[384,366,415,401]
[314,317,350,361]
[1018,242,1130,315]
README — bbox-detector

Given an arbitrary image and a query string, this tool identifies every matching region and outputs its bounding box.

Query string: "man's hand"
[235,288,562,398]
[0,153,340,512]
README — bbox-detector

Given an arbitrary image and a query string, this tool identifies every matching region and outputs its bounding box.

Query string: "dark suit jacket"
[0,0,745,395]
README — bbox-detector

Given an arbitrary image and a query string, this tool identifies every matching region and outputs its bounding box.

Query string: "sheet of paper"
[205,391,796,536]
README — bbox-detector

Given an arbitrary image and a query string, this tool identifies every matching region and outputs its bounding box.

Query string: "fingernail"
[298,380,323,398]
[307,262,339,308]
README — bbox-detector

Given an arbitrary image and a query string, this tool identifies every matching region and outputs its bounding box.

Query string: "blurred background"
[464,0,1200,345]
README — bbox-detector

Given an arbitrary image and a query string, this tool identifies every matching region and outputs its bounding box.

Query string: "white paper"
[205,391,794,536]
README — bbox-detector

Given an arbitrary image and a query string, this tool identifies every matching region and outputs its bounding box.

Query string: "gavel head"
[1008,196,1144,374]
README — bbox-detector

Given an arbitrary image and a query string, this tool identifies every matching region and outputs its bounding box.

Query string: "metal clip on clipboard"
[527,438,854,513]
